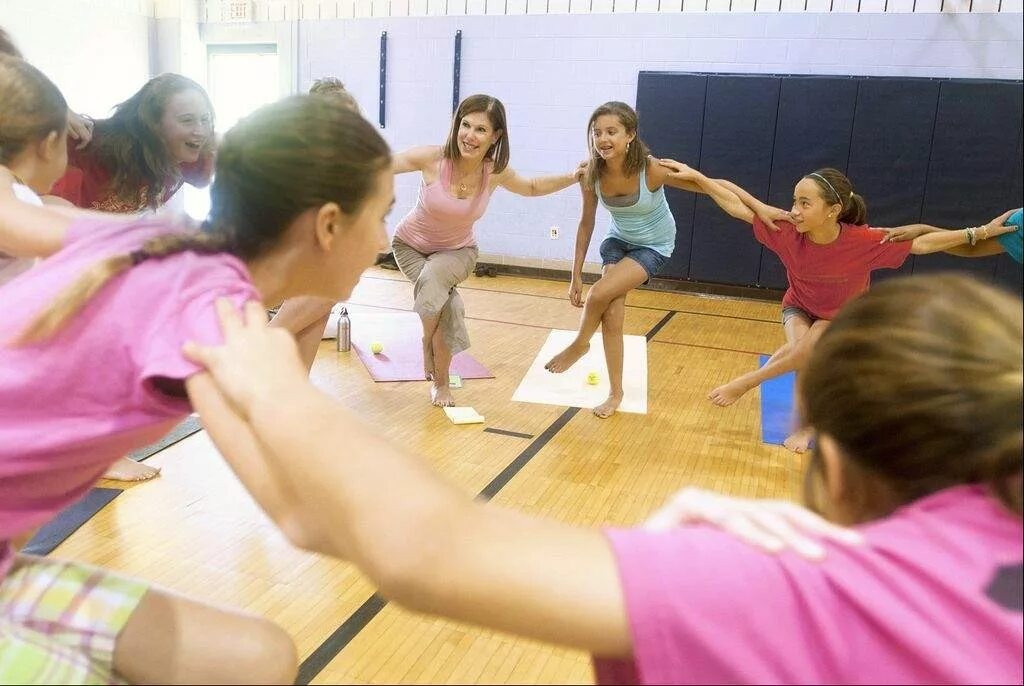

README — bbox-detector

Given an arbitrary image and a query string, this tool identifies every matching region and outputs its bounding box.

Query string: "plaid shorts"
[0,555,149,684]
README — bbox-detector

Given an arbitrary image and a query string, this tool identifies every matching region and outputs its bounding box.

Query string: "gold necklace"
[453,162,481,198]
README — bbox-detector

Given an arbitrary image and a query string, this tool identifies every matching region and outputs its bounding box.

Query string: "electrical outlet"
[549,226,559,240]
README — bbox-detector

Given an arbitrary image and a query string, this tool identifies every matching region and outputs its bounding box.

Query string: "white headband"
[808,172,845,205]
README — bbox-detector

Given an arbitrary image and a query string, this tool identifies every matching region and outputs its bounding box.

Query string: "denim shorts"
[599,237,669,284]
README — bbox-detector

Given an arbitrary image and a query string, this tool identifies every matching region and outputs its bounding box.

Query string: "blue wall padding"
[916,80,1023,280]
[759,355,795,446]
[634,72,1023,291]
[636,72,707,279]
[846,78,941,283]
[758,76,860,289]
[689,75,780,286]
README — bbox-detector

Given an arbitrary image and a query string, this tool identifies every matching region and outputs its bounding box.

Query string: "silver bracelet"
[965,227,978,246]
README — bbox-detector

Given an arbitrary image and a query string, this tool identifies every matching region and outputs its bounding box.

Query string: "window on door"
[184,43,280,220]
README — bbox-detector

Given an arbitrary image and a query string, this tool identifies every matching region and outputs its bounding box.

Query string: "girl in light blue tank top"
[544,101,721,419]
[597,165,676,258]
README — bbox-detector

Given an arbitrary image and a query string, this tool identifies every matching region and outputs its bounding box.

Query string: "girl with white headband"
[656,162,1016,452]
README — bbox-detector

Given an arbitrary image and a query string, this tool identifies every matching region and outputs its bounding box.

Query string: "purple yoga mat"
[349,311,493,382]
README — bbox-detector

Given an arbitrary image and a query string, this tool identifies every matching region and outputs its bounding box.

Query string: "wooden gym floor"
[59,267,806,684]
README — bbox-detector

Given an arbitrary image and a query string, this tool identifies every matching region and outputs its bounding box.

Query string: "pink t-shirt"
[0,214,259,576]
[753,218,911,320]
[393,158,494,254]
[594,485,1023,685]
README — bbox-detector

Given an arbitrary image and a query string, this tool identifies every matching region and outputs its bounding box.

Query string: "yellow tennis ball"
[370,341,384,354]
[586,371,600,385]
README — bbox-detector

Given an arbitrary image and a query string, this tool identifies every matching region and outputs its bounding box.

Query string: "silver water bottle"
[336,306,351,352]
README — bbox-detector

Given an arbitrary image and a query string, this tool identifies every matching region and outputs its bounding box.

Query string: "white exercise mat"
[512,329,648,414]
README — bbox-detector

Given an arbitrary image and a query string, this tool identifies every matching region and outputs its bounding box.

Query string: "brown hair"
[801,274,1023,522]
[0,55,68,165]
[88,73,215,209]
[804,167,867,225]
[442,94,509,174]
[19,95,392,343]
[309,77,360,113]
[0,26,22,58]
[584,101,650,191]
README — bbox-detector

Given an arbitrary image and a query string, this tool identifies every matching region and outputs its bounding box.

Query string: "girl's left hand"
[644,487,864,560]
[183,299,309,419]
[984,209,1017,239]
[655,156,695,179]
[574,160,589,181]
[755,205,792,232]
[880,225,930,243]
[67,110,94,150]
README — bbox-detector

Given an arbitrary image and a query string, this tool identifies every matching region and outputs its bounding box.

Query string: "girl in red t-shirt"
[50,73,215,214]
[658,161,1016,452]
[48,73,215,480]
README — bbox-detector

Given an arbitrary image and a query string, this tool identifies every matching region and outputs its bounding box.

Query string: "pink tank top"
[394,157,494,253]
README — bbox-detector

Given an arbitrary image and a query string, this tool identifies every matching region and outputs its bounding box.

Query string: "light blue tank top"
[596,166,676,257]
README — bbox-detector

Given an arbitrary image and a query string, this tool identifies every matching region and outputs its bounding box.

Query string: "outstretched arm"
[657,161,755,224]
[654,158,788,230]
[183,300,631,657]
[898,210,1017,256]
[497,162,587,197]
[391,145,441,175]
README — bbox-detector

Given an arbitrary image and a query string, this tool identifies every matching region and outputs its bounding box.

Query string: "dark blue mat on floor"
[759,355,796,446]
[23,488,122,556]
[128,415,202,462]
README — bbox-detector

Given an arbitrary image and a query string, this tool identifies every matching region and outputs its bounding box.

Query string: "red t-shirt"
[51,137,213,213]
[752,218,911,320]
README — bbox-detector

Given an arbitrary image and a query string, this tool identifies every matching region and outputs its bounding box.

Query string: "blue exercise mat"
[23,488,122,556]
[759,355,796,446]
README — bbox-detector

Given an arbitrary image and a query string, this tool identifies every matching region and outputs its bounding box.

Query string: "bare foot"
[430,383,454,407]
[707,378,755,407]
[783,427,815,454]
[422,338,434,381]
[593,393,623,419]
[103,456,161,482]
[544,341,590,373]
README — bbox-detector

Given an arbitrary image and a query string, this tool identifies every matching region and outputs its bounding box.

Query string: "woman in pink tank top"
[390,94,584,407]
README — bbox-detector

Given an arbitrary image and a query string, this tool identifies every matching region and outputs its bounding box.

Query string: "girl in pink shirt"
[188,267,1022,683]
[659,160,1017,452]
[0,94,394,683]
[48,72,216,482]
[390,94,584,407]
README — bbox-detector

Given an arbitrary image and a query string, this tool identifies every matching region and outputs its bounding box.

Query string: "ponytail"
[17,231,230,344]
[806,168,868,225]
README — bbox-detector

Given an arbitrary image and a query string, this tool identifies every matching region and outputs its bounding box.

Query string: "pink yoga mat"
[349,311,494,382]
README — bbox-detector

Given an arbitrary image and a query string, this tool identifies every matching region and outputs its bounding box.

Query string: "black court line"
[477,407,581,499]
[296,310,685,682]
[483,427,535,439]
[296,408,580,683]
[645,311,676,341]
[296,594,388,684]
